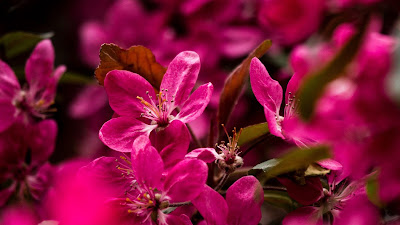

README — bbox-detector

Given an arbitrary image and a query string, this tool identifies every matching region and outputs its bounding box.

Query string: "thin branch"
[187,123,203,148]
[214,172,231,191]
[169,201,192,207]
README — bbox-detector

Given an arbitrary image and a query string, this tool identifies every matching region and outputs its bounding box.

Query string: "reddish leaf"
[94,44,166,89]
[216,40,272,140]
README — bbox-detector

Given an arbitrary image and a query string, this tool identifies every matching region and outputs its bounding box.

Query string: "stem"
[214,172,230,191]
[263,185,287,191]
[187,123,203,148]
[169,201,192,207]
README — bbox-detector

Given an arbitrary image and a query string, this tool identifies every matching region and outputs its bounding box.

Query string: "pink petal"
[104,70,156,117]
[0,59,20,98]
[69,85,108,119]
[176,82,213,123]
[29,119,57,165]
[285,72,305,104]
[317,159,343,171]
[226,176,264,225]
[221,26,263,58]
[160,51,200,106]
[131,136,164,190]
[192,185,228,225]
[282,206,321,225]
[250,57,283,117]
[278,177,323,206]
[163,214,193,225]
[79,22,109,67]
[150,120,190,170]
[185,148,219,163]
[25,39,54,89]
[264,107,285,139]
[99,117,152,152]
[164,159,208,203]
[78,157,132,197]
[0,99,16,132]
[335,195,380,225]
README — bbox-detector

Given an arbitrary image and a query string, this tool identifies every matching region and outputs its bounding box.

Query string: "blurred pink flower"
[99,51,213,152]
[257,0,325,45]
[0,40,65,132]
[0,120,56,206]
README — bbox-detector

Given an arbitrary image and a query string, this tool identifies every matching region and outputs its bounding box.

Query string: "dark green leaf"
[366,172,383,207]
[264,190,298,212]
[0,32,53,59]
[237,122,269,146]
[249,145,331,183]
[60,72,96,85]
[217,40,272,140]
[297,16,369,120]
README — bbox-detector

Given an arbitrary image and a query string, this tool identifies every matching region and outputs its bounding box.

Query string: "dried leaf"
[217,40,272,140]
[94,44,166,89]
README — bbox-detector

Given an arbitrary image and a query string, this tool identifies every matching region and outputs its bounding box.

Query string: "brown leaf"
[216,40,272,140]
[94,44,166,89]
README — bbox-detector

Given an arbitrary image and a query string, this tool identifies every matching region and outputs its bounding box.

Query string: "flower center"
[284,92,300,119]
[12,89,55,121]
[216,125,244,172]
[137,89,175,127]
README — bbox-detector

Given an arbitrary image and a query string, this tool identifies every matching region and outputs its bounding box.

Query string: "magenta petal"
[160,51,200,106]
[278,177,323,206]
[317,159,343,171]
[78,157,132,197]
[79,22,108,67]
[176,82,213,123]
[30,119,57,164]
[226,176,263,225]
[192,185,228,225]
[163,214,193,225]
[282,206,321,225]
[25,39,54,88]
[104,70,156,117]
[99,117,151,152]
[185,148,219,163]
[164,159,208,203]
[150,120,190,170]
[0,59,20,98]
[250,57,283,115]
[264,107,285,139]
[0,99,16,132]
[131,136,164,189]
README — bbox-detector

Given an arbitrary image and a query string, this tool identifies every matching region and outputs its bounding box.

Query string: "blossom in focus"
[108,136,208,224]
[257,0,325,45]
[0,39,65,132]
[192,176,264,225]
[99,51,213,152]
[0,120,56,206]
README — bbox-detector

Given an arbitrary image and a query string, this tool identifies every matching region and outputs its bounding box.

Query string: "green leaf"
[249,145,331,183]
[59,72,96,85]
[0,32,53,59]
[264,190,297,212]
[237,122,269,146]
[217,40,272,140]
[297,16,369,121]
[366,172,383,207]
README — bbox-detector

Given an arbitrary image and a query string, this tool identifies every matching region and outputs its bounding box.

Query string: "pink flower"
[282,173,367,225]
[109,136,208,224]
[192,176,264,225]
[0,120,56,206]
[0,39,65,132]
[249,57,310,146]
[99,51,213,152]
[257,0,325,45]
